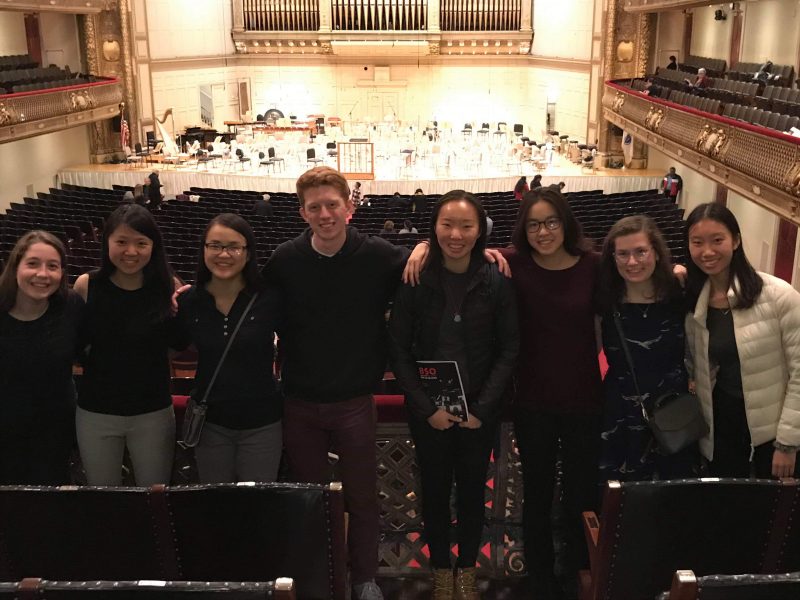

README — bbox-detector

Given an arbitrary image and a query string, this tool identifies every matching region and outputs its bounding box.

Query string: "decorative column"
[319,0,332,33]
[232,0,245,33]
[427,0,440,33]
[597,0,654,168]
[79,0,138,162]
[519,0,531,33]
[728,2,743,70]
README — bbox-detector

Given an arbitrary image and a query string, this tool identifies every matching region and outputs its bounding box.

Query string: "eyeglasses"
[526,217,562,233]
[614,247,652,263]
[204,243,247,256]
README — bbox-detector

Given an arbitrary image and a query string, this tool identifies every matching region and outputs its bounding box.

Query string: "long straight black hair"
[93,203,174,321]
[511,187,591,256]
[685,202,762,310]
[427,190,487,268]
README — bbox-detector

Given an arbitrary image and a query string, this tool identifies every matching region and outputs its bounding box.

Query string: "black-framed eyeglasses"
[614,247,652,263]
[204,243,247,256]
[526,217,562,233]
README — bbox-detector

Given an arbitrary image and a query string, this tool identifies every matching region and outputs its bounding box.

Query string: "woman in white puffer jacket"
[685,202,800,478]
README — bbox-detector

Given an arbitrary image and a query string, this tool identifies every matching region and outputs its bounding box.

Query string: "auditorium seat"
[579,479,800,600]
[0,578,296,599]
[660,570,800,600]
[0,484,346,600]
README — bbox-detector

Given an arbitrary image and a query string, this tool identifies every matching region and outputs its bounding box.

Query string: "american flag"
[120,115,130,150]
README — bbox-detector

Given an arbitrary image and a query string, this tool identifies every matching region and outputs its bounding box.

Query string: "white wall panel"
[690,6,732,62]
[532,0,594,60]
[0,11,27,55]
[740,0,800,67]
[728,191,779,273]
[0,126,91,212]
[39,13,81,73]
[147,0,234,59]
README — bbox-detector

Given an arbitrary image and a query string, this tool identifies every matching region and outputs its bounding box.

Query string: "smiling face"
[526,200,565,257]
[688,217,740,280]
[613,231,657,285]
[299,185,352,252]
[204,224,248,282]
[16,242,63,304]
[435,199,481,272]
[107,223,153,277]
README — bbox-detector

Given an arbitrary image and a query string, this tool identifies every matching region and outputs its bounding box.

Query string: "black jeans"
[409,417,496,569]
[513,407,600,587]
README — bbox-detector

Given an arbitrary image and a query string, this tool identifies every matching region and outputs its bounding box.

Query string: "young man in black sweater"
[263,167,508,599]
[262,167,410,600]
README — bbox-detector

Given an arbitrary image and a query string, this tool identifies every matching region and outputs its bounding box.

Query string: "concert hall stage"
[59,160,663,198]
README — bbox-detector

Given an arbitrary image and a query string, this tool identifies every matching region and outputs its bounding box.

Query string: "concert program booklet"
[416,360,469,421]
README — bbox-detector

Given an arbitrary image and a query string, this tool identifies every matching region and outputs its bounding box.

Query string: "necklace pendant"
[454,314,462,323]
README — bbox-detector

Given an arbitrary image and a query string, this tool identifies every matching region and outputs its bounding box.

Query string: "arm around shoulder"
[73,273,90,302]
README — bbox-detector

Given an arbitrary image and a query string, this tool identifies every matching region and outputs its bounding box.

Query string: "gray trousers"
[195,420,282,484]
[76,405,175,486]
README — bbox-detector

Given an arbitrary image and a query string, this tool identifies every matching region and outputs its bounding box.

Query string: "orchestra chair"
[579,478,800,600]
[659,570,800,600]
[0,578,296,599]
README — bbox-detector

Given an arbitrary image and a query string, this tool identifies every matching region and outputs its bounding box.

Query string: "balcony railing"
[603,80,800,223]
[0,78,123,144]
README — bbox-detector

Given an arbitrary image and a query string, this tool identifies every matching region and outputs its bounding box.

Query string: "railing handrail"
[0,77,120,99]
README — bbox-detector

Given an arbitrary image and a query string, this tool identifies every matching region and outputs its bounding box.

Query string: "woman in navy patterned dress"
[596,215,697,480]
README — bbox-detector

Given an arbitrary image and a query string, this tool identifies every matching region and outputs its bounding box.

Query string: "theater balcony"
[602,80,800,224]
[231,0,532,57]
[0,78,123,144]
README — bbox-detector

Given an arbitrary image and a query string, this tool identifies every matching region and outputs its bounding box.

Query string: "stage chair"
[235,148,251,170]
[661,570,800,600]
[477,122,490,138]
[513,123,524,137]
[461,123,473,138]
[0,578,297,599]
[307,148,323,166]
[579,479,800,600]
[326,141,338,158]
[493,122,508,141]
[258,151,275,173]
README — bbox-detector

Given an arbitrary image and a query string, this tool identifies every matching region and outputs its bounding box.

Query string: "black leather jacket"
[388,260,519,422]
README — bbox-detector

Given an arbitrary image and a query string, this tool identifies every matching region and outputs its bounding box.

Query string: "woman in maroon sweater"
[501,187,603,600]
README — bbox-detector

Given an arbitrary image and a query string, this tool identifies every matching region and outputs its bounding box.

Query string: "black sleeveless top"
[78,277,188,416]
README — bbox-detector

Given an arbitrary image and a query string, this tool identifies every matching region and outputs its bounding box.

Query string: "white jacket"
[685,272,800,460]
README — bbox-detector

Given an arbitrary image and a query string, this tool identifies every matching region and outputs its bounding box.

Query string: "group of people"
[1,166,798,600]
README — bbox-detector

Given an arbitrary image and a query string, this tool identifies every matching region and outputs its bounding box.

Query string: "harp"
[154,108,180,156]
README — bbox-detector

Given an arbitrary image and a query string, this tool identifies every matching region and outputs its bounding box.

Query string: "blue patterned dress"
[599,300,695,481]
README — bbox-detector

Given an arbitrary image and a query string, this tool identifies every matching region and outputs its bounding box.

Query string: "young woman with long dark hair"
[74,204,187,486]
[389,190,518,599]
[0,231,83,484]
[500,187,602,599]
[177,213,283,483]
[685,202,800,478]
[595,215,695,480]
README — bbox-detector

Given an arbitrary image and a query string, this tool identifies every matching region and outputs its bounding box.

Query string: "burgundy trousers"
[283,394,379,584]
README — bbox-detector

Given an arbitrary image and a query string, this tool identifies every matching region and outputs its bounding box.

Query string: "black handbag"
[612,307,709,455]
[179,293,258,449]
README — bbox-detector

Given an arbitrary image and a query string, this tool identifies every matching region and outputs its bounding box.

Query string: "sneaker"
[352,579,384,600]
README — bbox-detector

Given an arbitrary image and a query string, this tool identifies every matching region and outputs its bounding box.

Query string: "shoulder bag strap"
[611,305,650,422]
[197,292,258,406]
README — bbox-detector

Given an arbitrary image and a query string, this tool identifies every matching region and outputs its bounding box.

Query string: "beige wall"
[532,0,594,60]
[39,13,82,73]
[146,0,235,59]
[0,11,27,55]
[654,10,684,71]
[646,147,716,214]
[0,127,91,212]
[740,0,800,68]
[727,192,779,274]
[690,5,732,63]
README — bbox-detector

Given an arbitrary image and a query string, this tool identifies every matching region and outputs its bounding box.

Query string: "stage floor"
[59,155,664,198]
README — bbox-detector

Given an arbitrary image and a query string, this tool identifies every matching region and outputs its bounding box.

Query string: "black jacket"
[388,259,519,422]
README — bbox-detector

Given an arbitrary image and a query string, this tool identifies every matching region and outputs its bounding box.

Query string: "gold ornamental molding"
[0,0,104,13]
[622,0,734,12]
[0,79,123,144]
[603,81,800,222]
